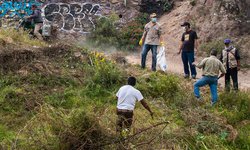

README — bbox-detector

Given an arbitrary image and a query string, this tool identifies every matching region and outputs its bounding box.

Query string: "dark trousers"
[225,67,238,91]
[116,111,133,133]
[141,44,157,71]
[181,51,197,77]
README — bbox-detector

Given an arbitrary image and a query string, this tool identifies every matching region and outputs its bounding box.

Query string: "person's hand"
[177,51,181,55]
[192,62,197,66]
[237,66,240,71]
[160,41,165,46]
[139,38,143,46]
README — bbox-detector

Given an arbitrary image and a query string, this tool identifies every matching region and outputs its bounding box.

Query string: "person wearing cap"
[178,22,198,79]
[193,49,226,106]
[139,13,163,71]
[26,5,43,40]
[116,76,153,135]
[220,39,241,91]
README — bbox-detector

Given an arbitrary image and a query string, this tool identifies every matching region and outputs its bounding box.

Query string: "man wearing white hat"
[139,13,163,71]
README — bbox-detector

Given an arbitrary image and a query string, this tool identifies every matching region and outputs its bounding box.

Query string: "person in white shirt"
[116,76,153,134]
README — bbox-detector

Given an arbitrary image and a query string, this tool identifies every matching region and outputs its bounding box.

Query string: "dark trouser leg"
[123,112,133,131]
[151,45,157,71]
[116,112,133,134]
[141,44,150,69]
[181,52,189,76]
[187,51,197,77]
[225,69,231,92]
[116,113,124,134]
[230,67,238,91]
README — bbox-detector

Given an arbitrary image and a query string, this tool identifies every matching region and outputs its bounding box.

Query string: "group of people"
[116,13,241,135]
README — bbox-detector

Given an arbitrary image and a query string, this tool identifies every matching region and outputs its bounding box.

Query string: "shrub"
[199,40,225,56]
[137,72,180,99]
[118,13,148,50]
[88,14,120,48]
[190,0,196,6]
[83,51,126,98]
[218,92,250,124]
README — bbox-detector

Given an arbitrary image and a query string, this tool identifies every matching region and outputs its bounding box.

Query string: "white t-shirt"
[116,85,143,111]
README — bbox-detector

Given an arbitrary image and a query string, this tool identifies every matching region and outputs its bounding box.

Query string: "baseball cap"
[181,22,190,27]
[224,39,231,44]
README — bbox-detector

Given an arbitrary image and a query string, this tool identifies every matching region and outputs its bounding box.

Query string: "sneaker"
[191,75,196,79]
[184,74,189,78]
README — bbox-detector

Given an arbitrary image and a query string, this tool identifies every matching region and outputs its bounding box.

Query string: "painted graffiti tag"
[43,3,102,33]
[0,0,43,18]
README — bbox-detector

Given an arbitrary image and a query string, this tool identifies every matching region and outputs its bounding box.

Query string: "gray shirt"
[144,22,162,45]
[197,56,226,77]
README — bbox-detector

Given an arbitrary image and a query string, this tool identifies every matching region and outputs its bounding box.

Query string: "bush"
[118,13,148,50]
[88,14,120,48]
[62,109,112,149]
[83,51,126,98]
[199,40,225,56]
[218,92,250,124]
[137,72,180,99]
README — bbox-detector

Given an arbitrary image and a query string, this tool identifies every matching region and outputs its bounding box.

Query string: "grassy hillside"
[0,29,249,149]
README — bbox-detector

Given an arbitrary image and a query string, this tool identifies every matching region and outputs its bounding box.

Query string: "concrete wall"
[0,0,140,33]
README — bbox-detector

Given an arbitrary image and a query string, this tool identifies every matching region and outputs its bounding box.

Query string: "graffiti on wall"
[43,3,102,33]
[0,0,44,18]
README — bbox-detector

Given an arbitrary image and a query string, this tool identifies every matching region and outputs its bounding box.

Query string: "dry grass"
[0,28,47,48]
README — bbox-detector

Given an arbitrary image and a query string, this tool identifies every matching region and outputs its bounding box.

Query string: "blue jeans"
[194,76,218,103]
[141,44,157,71]
[181,51,197,77]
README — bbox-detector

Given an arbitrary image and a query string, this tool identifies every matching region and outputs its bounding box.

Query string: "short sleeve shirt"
[197,56,226,77]
[181,30,198,52]
[144,22,162,45]
[116,85,143,111]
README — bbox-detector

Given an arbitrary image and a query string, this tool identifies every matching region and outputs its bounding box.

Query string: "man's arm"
[178,42,183,54]
[193,58,206,69]
[194,39,199,53]
[194,32,199,54]
[140,100,153,118]
[235,49,241,71]
[218,62,226,79]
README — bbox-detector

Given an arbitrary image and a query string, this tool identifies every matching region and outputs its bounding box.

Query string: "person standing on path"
[193,49,226,106]
[220,39,241,91]
[139,13,163,71]
[178,22,198,79]
[26,5,43,40]
[116,77,153,135]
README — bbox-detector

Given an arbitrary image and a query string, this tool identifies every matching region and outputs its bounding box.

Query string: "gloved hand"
[139,38,143,46]
[160,41,165,46]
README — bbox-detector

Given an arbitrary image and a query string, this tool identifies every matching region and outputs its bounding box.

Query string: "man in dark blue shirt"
[26,5,43,40]
[178,22,198,79]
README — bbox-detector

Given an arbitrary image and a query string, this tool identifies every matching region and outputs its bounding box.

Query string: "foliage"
[88,13,148,50]
[118,13,148,50]
[137,72,180,99]
[218,92,250,125]
[88,14,120,48]
[0,28,46,47]
[139,0,173,15]
[190,0,197,6]
[199,40,225,56]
